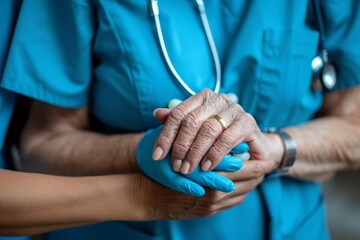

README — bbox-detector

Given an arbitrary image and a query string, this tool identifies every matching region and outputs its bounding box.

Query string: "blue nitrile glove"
[231,141,251,161]
[231,142,249,154]
[137,127,248,197]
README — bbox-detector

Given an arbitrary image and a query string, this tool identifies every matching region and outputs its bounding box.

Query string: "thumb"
[153,108,171,124]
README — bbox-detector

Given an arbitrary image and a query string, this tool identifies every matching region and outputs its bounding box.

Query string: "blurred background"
[323,171,360,240]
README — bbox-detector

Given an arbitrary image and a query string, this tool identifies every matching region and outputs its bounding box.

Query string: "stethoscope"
[149,0,337,99]
[310,0,337,91]
[149,0,221,97]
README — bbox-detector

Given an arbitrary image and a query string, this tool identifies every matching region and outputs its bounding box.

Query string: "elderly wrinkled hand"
[137,126,248,197]
[152,89,269,174]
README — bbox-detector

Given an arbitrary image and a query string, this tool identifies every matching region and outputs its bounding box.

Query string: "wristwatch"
[275,130,297,171]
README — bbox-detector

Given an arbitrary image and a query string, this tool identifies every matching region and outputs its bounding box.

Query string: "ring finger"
[180,109,238,174]
[171,96,231,173]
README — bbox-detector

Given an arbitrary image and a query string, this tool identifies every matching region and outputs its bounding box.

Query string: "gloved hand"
[230,141,251,161]
[137,127,248,197]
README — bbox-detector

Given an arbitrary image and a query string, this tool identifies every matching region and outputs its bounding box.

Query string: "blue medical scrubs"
[0,0,30,239]
[2,0,360,239]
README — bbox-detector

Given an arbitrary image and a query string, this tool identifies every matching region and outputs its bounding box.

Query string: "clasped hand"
[153,89,269,174]
[137,127,248,197]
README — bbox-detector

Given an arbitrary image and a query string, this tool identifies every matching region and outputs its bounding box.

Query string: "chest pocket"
[256,28,322,129]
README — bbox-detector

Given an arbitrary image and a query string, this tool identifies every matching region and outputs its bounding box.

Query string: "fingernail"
[180,161,190,174]
[152,108,160,117]
[202,159,212,171]
[173,159,182,172]
[152,146,163,160]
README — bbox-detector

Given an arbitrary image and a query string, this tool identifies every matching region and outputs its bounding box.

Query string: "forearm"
[4,222,96,237]
[284,116,360,180]
[263,86,360,181]
[21,124,143,176]
[0,170,146,235]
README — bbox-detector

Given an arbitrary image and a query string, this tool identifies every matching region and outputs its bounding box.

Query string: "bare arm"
[21,101,143,176]
[280,86,360,180]
[0,170,145,235]
[1,156,274,236]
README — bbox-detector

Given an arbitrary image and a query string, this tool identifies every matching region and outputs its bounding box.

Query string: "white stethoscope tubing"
[150,0,221,96]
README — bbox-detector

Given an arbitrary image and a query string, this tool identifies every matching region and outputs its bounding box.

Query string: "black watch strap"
[275,130,297,171]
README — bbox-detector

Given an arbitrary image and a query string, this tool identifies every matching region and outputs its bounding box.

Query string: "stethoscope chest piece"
[311,50,337,91]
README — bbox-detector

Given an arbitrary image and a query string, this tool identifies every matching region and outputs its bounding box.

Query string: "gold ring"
[213,115,227,131]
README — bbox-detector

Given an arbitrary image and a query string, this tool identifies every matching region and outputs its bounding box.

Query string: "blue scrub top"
[0,1,30,240]
[2,0,360,239]
[0,0,21,168]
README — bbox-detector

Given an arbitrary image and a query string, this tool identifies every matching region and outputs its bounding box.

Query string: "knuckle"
[166,114,181,128]
[218,93,231,102]
[202,88,213,96]
[203,203,217,214]
[208,205,219,214]
[217,132,236,149]
[210,143,230,161]
[200,121,219,139]
[206,190,221,201]
[242,112,256,125]
[237,112,258,138]
[208,147,223,162]
[182,114,200,131]
[211,191,224,203]
[170,107,187,123]
[158,129,173,143]
[215,194,225,203]
[173,141,191,154]
[200,88,214,100]
[252,162,266,177]
[187,144,204,160]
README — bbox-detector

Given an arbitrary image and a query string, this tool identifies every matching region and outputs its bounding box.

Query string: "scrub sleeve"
[320,0,360,90]
[0,0,21,168]
[0,0,31,239]
[2,0,96,109]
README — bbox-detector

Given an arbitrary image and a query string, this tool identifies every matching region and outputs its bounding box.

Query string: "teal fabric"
[2,0,360,239]
[0,1,30,239]
[0,0,21,167]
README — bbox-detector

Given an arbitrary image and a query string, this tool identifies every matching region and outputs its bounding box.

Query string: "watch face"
[322,63,337,90]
